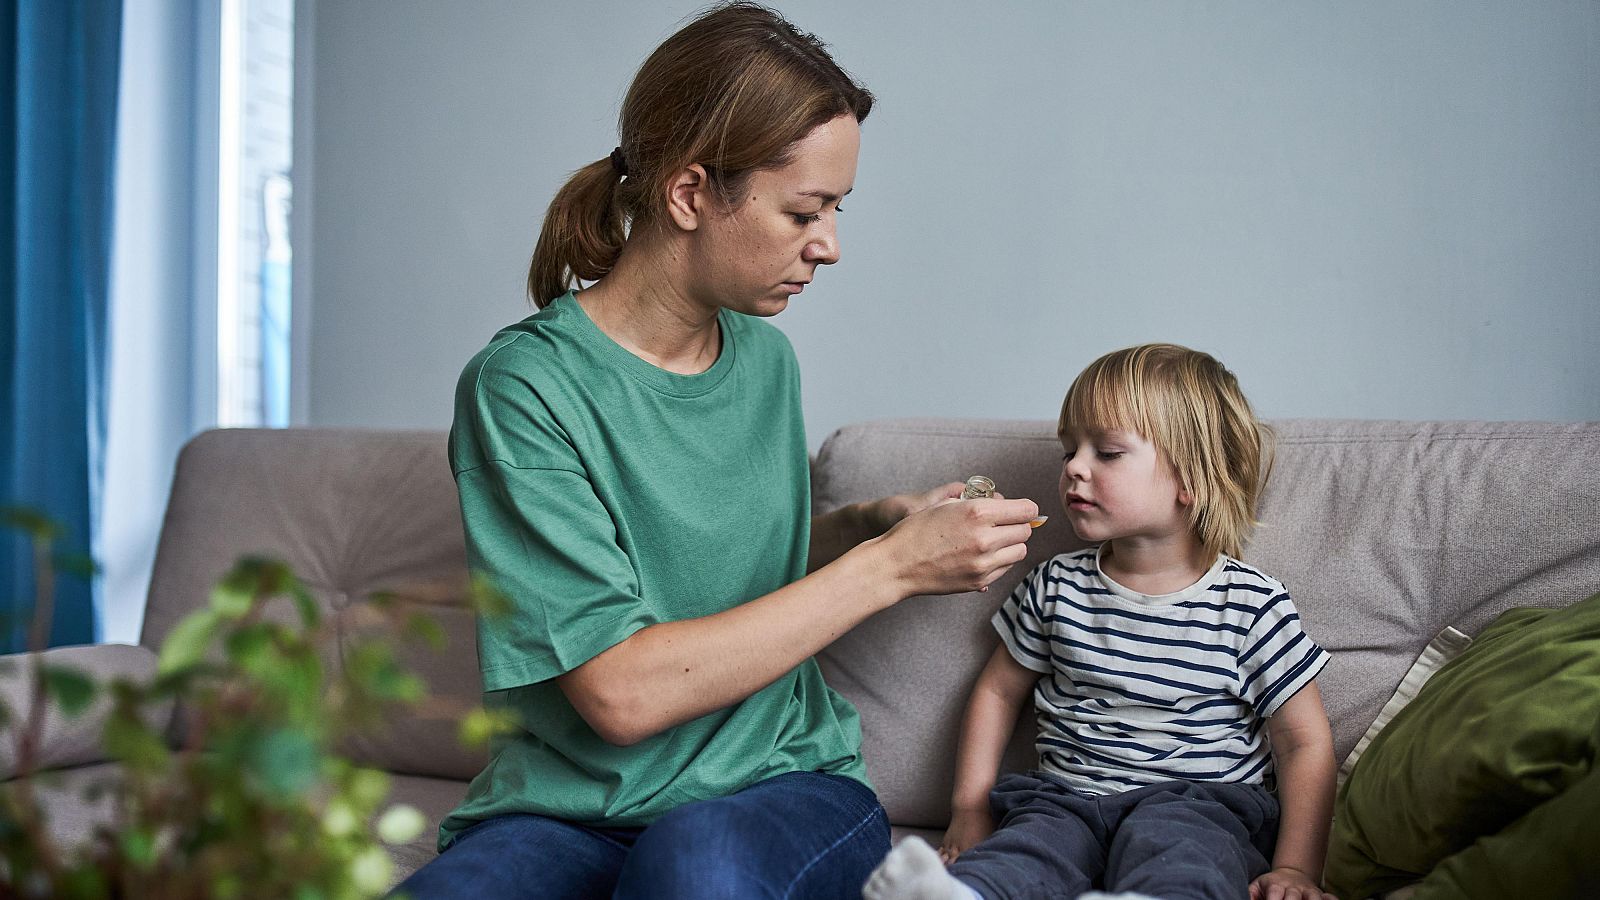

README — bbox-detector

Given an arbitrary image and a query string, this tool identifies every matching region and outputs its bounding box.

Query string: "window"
[216,0,294,427]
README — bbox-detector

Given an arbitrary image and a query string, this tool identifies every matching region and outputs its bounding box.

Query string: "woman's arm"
[940,643,1039,862]
[808,482,965,572]
[559,496,1039,746]
[1250,680,1337,900]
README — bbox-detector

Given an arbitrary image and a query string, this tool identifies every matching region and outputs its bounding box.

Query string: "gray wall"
[299,1,1600,446]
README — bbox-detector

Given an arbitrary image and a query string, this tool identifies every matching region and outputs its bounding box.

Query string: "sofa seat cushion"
[385,773,470,883]
[1326,594,1600,899]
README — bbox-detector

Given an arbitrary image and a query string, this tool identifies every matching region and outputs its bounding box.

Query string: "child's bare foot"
[862,836,979,900]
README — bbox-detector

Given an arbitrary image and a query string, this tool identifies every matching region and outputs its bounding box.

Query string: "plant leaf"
[402,613,446,651]
[53,551,100,579]
[375,804,427,845]
[245,728,320,797]
[290,582,320,629]
[40,665,96,717]
[157,609,222,675]
[459,707,520,747]
[0,507,61,542]
[103,710,171,772]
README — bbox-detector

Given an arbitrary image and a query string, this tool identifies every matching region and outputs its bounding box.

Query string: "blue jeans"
[389,770,889,900]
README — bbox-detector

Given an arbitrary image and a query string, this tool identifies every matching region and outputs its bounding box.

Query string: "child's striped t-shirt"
[992,546,1330,796]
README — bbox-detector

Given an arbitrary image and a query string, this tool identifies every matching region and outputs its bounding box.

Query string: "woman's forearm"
[808,501,885,573]
[561,496,1038,746]
[560,538,905,745]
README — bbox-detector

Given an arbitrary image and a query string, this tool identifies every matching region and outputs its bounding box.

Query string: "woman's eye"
[792,212,822,225]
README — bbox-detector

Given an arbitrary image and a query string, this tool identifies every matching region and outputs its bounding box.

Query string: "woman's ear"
[665,163,709,231]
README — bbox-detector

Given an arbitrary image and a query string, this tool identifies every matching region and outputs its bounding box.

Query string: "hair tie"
[609,146,629,177]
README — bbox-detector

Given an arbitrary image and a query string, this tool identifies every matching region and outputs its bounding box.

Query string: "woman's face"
[687,114,860,317]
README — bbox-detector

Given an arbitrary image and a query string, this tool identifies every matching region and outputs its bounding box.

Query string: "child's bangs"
[1058,361,1151,440]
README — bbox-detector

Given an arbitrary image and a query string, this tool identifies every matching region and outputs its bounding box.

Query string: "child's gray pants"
[947,771,1279,900]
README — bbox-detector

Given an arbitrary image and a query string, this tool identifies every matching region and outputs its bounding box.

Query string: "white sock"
[861,836,981,900]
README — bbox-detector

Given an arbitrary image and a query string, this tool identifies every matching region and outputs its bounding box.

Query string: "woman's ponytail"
[527,157,627,308]
[525,3,873,310]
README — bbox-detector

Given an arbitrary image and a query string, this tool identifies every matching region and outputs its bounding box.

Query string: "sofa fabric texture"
[6,417,1597,891]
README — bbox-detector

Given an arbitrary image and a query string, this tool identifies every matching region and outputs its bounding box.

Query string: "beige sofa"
[5,417,1598,892]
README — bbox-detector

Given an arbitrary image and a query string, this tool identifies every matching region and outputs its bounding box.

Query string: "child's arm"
[1250,679,1338,900]
[940,642,1039,863]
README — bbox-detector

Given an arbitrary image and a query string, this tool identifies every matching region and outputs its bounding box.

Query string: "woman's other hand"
[869,482,966,531]
[938,806,994,864]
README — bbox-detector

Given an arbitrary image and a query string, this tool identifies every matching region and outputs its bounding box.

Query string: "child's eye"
[1097,451,1123,461]
[1062,451,1074,461]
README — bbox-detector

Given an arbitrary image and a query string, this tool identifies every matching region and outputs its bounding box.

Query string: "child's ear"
[1177,483,1195,507]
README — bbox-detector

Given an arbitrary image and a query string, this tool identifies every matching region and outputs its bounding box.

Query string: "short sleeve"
[990,560,1055,674]
[454,352,653,692]
[1236,590,1331,717]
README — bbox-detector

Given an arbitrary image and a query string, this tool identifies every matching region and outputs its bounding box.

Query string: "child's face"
[1058,428,1193,546]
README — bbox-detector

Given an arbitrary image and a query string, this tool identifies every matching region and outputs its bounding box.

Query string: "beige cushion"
[0,644,170,779]
[813,418,1600,829]
[145,429,486,780]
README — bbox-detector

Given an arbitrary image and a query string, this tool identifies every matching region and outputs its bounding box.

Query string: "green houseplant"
[0,509,511,899]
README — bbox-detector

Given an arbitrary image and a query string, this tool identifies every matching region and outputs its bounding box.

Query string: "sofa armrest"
[0,643,172,779]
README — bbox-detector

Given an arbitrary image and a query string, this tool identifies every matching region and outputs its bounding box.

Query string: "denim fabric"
[948,772,1279,900]
[390,771,888,900]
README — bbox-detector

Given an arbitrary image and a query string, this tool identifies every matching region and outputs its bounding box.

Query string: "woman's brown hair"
[527,2,874,307]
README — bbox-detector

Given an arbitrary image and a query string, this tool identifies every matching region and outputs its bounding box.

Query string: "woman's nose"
[803,223,840,265]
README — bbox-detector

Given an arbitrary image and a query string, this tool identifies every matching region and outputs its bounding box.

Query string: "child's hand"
[1249,866,1335,900]
[938,806,994,865]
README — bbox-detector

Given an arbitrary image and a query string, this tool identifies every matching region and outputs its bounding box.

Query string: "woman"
[394,5,1039,898]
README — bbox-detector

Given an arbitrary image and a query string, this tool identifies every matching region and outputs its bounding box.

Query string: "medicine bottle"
[960,476,995,500]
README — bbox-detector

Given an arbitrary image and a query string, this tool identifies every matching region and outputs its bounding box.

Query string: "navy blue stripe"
[1243,592,1292,632]
[1050,636,1239,680]
[1044,590,1252,637]
[1238,609,1299,667]
[1241,631,1309,694]
[1041,737,1227,781]
[1257,649,1327,713]
[1206,581,1276,596]
[1038,616,1239,658]
[996,606,1052,665]
[1066,659,1229,698]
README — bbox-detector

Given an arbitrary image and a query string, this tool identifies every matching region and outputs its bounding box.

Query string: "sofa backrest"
[144,428,486,780]
[145,419,1600,827]
[811,418,1600,828]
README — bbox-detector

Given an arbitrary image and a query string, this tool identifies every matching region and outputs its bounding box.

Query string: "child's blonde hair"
[1058,343,1273,560]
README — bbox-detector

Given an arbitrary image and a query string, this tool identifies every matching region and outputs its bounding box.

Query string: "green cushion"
[1326,593,1600,900]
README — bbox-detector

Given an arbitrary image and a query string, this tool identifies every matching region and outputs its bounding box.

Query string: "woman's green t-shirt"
[438,292,869,846]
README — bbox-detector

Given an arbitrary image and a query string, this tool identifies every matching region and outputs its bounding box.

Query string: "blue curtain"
[2,0,122,651]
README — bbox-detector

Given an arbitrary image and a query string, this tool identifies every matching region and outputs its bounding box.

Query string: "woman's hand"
[869,495,1038,598]
[868,482,966,532]
[939,806,994,864]
[1249,867,1335,900]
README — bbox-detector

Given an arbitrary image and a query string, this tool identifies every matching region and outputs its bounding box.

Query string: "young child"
[865,344,1337,900]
